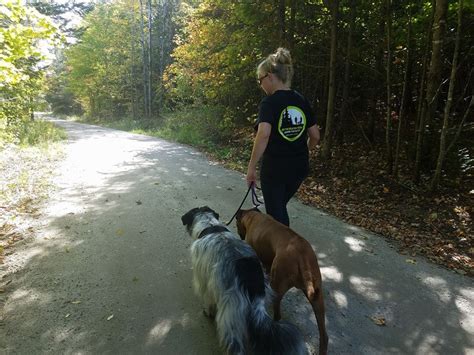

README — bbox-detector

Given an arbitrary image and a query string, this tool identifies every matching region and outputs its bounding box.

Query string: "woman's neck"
[270,82,290,95]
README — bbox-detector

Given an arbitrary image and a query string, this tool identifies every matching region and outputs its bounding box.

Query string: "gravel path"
[1,119,472,354]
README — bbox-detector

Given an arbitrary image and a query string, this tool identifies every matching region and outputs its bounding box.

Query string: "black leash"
[251,185,264,206]
[226,183,263,226]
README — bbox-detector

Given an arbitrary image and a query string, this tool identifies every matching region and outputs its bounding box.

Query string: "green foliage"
[49,0,473,186]
[45,54,83,115]
[158,106,229,145]
[164,1,275,122]
[17,120,67,146]
[65,1,139,119]
[0,0,59,143]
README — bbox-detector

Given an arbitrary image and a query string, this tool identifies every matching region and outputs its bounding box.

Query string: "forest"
[3,0,472,188]
[1,0,473,273]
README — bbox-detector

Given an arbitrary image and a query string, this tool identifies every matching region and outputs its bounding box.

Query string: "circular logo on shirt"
[278,106,306,141]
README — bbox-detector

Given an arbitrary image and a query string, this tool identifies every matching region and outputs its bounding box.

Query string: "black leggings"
[260,177,305,227]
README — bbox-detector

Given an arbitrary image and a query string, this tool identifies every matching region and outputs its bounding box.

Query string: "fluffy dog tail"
[248,302,307,355]
[216,257,306,355]
[236,259,306,355]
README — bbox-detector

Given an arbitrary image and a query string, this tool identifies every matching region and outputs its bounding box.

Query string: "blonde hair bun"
[257,47,294,86]
[274,47,292,66]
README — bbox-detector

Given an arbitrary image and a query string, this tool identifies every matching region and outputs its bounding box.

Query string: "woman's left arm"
[307,124,320,151]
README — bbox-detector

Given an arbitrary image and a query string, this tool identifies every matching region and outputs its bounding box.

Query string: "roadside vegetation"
[0,1,67,265]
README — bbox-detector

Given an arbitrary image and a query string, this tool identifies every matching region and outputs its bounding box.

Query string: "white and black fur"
[181,206,307,355]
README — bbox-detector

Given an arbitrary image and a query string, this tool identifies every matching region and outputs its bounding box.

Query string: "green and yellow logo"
[278,106,306,141]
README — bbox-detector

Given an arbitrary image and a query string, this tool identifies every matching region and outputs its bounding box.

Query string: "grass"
[0,118,67,148]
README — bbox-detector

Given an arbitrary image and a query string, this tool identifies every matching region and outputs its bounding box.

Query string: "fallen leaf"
[71,300,81,304]
[65,314,70,318]
[371,316,386,326]
[115,229,124,236]
[405,259,417,264]
[107,314,114,321]
[383,187,389,193]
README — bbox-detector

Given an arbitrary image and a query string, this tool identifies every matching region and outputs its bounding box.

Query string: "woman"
[246,48,320,227]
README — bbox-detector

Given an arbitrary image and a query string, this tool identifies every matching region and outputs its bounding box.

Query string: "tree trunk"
[288,0,296,51]
[321,0,339,161]
[156,0,167,114]
[130,3,138,121]
[414,3,434,150]
[414,0,448,181]
[139,0,149,119]
[430,0,463,191]
[147,0,153,117]
[394,9,412,177]
[367,1,385,143]
[278,0,286,46]
[385,0,393,173]
[337,0,355,143]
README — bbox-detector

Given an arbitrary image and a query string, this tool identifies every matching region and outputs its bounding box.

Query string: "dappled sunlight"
[146,314,191,346]
[3,120,471,354]
[456,291,474,332]
[320,266,343,283]
[147,319,172,345]
[7,287,52,309]
[347,225,362,232]
[332,290,348,309]
[420,275,452,303]
[349,275,382,301]
[344,235,366,252]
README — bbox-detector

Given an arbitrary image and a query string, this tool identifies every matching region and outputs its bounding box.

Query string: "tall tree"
[139,0,150,118]
[414,0,448,181]
[338,0,356,142]
[367,1,386,143]
[394,7,413,177]
[321,0,339,161]
[385,0,393,173]
[278,0,286,45]
[147,0,153,117]
[430,0,463,190]
[0,0,57,138]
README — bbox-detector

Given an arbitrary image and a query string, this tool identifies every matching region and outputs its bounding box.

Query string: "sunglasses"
[257,73,269,85]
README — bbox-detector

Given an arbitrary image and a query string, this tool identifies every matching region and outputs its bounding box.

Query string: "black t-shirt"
[255,90,317,182]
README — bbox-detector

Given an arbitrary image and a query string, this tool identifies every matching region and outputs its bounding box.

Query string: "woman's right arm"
[307,124,320,151]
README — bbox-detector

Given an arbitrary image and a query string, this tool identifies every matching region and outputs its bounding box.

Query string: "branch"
[447,94,474,155]
[350,108,373,148]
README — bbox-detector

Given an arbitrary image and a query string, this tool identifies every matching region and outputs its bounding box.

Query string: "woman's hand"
[246,166,257,186]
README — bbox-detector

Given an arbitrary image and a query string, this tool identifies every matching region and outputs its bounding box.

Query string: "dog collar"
[198,225,229,239]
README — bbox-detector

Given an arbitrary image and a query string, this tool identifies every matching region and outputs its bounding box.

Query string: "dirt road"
[1,119,472,354]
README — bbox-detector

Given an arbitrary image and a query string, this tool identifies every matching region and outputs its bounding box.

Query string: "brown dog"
[236,208,328,355]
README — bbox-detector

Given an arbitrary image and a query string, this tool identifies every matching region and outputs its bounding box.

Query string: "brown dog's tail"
[298,261,321,300]
[299,260,329,355]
